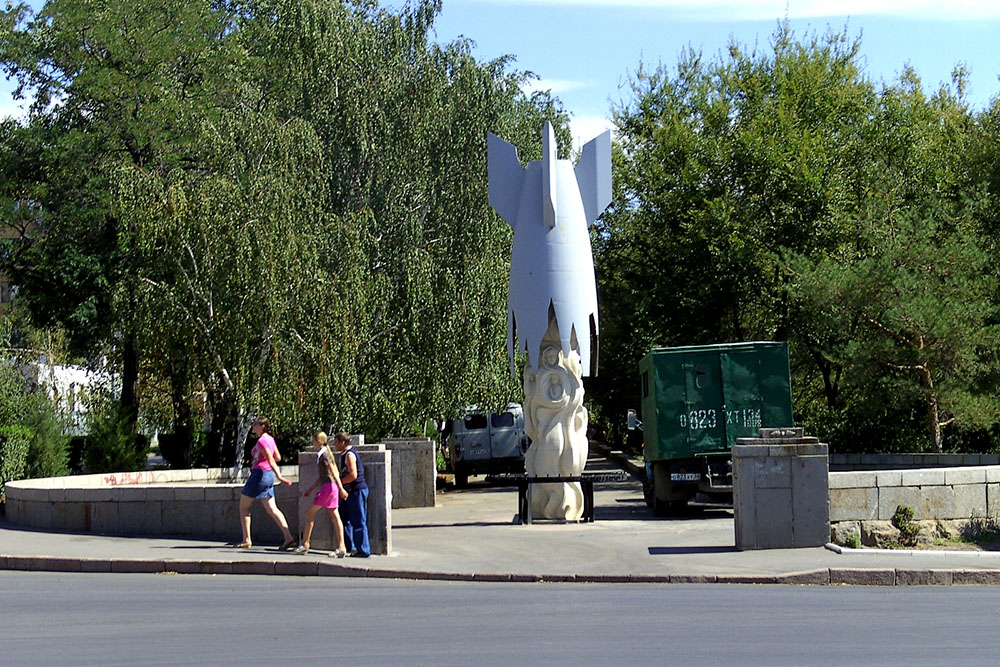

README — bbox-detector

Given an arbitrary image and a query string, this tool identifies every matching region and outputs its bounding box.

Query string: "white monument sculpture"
[487,121,612,520]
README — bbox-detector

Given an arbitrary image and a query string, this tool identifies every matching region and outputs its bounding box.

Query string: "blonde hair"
[314,431,328,445]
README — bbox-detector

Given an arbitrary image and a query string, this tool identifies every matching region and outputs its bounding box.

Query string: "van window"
[490,412,515,428]
[463,414,488,430]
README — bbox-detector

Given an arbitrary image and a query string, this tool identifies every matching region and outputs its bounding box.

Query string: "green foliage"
[82,402,149,474]
[891,505,920,547]
[0,424,31,498]
[594,21,1000,453]
[1,0,560,469]
[23,393,70,479]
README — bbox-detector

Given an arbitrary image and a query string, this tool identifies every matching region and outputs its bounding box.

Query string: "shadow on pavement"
[648,545,736,555]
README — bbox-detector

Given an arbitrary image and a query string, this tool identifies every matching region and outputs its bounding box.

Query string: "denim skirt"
[241,468,275,500]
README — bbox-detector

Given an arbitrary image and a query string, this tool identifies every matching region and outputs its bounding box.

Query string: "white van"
[446,403,529,487]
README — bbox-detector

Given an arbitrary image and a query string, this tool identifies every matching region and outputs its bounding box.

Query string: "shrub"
[891,505,921,547]
[23,393,70,479]
[0,424,31,498]
[82,403,149,474]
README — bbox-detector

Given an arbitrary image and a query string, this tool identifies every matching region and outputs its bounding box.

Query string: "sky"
[1,1,999,150]
[425,0,1000,148]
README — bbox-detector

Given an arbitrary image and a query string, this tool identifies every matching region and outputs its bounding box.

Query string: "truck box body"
[640,341,795,462]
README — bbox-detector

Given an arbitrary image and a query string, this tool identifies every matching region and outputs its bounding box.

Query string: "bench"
[502,472,628,524]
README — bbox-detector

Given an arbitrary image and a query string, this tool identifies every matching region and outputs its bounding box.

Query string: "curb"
[4,554,1000,585]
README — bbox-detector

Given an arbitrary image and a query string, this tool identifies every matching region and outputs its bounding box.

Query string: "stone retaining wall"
[830,465,1000,522]
[5,468,300,545]
[830,453,1000,471]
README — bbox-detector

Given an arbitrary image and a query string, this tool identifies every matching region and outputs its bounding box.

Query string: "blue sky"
[425,0,1000,148]
[2,0,999,151]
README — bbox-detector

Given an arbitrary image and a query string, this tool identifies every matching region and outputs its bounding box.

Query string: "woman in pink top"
[236,417,295,550]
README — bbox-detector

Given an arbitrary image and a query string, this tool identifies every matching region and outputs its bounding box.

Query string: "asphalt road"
[3,572,999,665]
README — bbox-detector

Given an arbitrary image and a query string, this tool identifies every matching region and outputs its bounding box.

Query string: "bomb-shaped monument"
[487,121,611,520]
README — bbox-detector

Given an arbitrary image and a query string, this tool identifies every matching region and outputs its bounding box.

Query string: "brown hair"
[254,417,271,434]
[333,431,351,444]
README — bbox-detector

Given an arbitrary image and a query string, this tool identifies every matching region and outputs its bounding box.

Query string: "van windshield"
[463,414,488,430]
[490,412,515,428]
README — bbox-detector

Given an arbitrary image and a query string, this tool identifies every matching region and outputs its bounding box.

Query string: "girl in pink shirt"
[236,417,295,550]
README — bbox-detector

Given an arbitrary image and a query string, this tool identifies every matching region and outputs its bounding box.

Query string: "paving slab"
[3,455,1000,584]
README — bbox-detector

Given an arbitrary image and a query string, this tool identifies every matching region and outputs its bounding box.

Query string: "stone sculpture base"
[523,315,589,520]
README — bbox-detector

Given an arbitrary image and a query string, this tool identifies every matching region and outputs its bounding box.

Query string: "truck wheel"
[651,461,690,516]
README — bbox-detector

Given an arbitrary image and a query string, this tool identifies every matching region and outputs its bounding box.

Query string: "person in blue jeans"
[333,431,370,557]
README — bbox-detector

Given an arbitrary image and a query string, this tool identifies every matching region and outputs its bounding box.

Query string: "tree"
[785,204,1000,452]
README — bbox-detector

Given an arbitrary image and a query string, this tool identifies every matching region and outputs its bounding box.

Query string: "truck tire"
[651,461,691,517]
[454,466,469,489]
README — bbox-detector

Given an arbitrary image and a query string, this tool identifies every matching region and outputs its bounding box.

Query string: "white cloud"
[522,78,590,95]
[459,0,1000,21]
[569,114,615,154]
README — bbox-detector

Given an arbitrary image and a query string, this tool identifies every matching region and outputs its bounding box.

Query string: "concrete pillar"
[733,427,829,550]
[380,438,436,509]
[298,447,392,555]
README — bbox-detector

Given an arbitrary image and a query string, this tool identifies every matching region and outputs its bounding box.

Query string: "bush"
[24,394,70,479]
[0,424,31,498]
[82,404,149,474]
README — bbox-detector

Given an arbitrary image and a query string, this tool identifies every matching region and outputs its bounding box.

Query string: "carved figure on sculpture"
[487,121,612,520]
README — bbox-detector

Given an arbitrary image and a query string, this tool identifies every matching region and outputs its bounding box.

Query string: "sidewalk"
[3,457,1000,585]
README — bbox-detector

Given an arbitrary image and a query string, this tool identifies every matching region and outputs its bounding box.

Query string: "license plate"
[671,473,700,482]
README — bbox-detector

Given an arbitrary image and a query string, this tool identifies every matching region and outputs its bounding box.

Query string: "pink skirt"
[313,481,340,509]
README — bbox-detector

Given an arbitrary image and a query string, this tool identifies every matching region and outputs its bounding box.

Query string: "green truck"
[636,341,794,515]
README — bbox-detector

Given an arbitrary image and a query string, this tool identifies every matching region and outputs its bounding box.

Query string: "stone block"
[165,560,234,575]
[896,569,953,586]
[212,500,240,542]
[829,471,876,489]
[988,484,1000,516]
[775,569,830,585]
[953,484,987,519]
[162,501,197,536]
[830,568,896,586]
[945,467,986,485]
[145,486,177,502]
[112,487,148,502]
[874,470,902,487]
[900,468,946,486]
[982,456,1000,466]
[51,501,87,532]
[90,502,119,534]
[5,498,20,524]
[22,500,52,529]
[383,439,436,509]
[738,486,793,549]
[829,487,878,522]
[110,559,164,574]
[876,486,923,521]
[754,456,791,489]
[791,457,829,547]
[118,500,162,536]
[986,466,1000,483]
[952,569,1000,585]
[275,560,320,577]
[940,454,963,466]
[205,485,239,502]
[232,561,275,575]
[174,486,206,502]
[65,487,111,502]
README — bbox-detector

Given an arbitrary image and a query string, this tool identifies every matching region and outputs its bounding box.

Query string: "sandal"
[234,542,252,549]
[280,539,297,551]
[293,545,309,555]
[329,549,346,558]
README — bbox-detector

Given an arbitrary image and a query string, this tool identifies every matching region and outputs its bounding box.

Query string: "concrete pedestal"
[381,438,436,509]
[298,446,392,555]
[733,428,829,550]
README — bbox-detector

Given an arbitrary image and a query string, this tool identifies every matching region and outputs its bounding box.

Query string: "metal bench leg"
[583,480,594,522]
